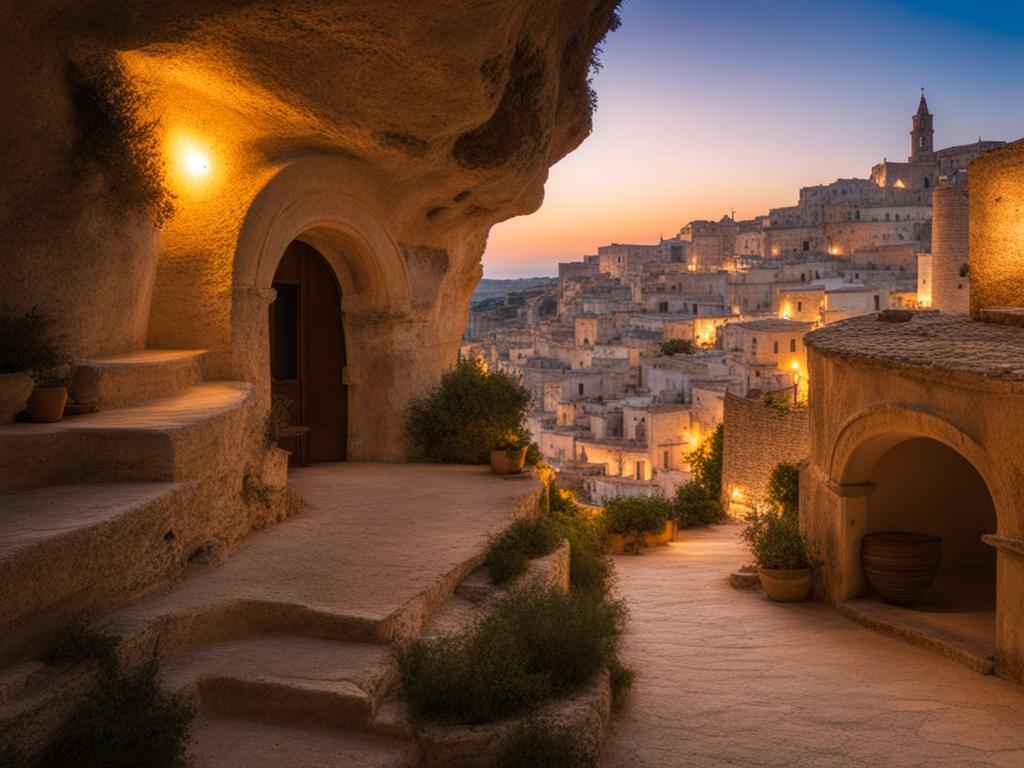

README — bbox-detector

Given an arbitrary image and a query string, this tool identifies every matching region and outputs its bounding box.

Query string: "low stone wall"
[720,392,809,515]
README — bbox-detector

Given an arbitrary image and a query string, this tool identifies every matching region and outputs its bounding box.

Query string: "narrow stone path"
[602,525,1024,768]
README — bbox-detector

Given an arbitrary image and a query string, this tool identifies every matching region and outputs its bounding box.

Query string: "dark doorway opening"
[269,241,347,465]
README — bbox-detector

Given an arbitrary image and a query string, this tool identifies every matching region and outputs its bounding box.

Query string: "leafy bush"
[398,585,627,724]
[762,391,791,414]
[32,659,194,768]
[767,462,800,518]
[485,517,562,585]
[496,719,597,768]
[406,359,533,464]
[660,338,695,356]
[69,57,175,228]
[672,481,725,528]
[0,307,68,375]
[741,508,809,570]
[602,497,670,535]
[687,424,723,500]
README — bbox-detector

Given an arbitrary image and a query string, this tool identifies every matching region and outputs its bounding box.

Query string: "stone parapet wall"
[720,392,808,515]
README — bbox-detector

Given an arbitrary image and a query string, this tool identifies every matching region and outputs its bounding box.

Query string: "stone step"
[837,598,995,675]
[71,349,207,410]
[189,717,409,768]
[0,481,189,662]
[164,637,397,731]
[0,382,253,491]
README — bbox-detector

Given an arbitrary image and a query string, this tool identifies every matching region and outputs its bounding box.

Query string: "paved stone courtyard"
[602,525,1024,768]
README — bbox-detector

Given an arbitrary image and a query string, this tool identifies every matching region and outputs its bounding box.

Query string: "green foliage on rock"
[496,719,597,768]
[0,307,68,376]
[741,507,809,570]
[406,358,533,464]
[41,624,120,668]
[762,391,792,414]
[660,338,696,356]
[767,461,800,518]
[485,517,562,585]
[397,584,627,724]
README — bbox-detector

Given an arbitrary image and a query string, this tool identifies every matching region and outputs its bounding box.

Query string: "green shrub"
[485,517,562,585]
[33,659,194,768]
[496,719,597,768]
[0,307,68,376]
[767,461,800,517]
[398,585,627,724]
[672,480,725,528]
[406,359,533,464]
[741,508,809,570]
[602,497,670,536]
[660,338,695,356]
[762,391,792,414]
[687,424,723,500]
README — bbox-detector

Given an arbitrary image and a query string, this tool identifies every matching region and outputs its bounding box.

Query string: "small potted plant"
[0,307,68,424]
[741,507,812,601]
[27,368,71,423]
[491,431,529,475]
[603,496,673,554]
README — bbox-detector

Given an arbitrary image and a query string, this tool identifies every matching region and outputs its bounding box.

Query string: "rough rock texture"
[1,0,620,459]
[970,139,1024,315]
[602,527,1024,768]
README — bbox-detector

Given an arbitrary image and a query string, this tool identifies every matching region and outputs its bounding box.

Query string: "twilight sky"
[482,0,1024,278]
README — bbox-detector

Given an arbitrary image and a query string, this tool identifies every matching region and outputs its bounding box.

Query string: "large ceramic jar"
[861,532,942,606]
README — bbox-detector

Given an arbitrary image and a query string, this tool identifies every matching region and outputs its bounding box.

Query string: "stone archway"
[230,157,414,460]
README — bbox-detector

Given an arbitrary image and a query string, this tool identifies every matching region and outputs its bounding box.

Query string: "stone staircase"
[0,463,546,766]
[0,349,281,666]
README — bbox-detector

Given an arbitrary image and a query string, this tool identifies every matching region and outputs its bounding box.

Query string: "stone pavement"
[602,525,1024,768]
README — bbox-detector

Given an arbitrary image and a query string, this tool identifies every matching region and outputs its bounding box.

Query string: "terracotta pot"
[605,520,676,554]
[490,447,527,475]
[0,370,34,424]
[758,567,813,602]
[861,532,942,606]
[27,386,68,423]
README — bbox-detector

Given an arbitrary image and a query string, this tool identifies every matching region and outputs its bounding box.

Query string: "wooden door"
[269,241,346,465]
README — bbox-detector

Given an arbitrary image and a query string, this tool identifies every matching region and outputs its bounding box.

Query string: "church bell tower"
[910,90,934,163]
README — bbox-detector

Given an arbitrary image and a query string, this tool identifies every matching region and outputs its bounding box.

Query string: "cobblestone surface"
[602,525,1024,768]
[805,313,1024,381]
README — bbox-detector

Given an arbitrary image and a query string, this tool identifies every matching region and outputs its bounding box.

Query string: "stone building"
[0,1,623,759]
[800,139,1024,684]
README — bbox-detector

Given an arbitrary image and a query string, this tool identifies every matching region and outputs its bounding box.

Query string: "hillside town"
[464,95,1002,508]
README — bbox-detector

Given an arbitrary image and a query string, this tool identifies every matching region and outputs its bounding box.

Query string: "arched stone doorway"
[269,240,347,465]
[862,437,997,646]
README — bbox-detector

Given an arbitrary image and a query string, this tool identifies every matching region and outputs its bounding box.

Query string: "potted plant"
[603,496,673,554]
[741,507,812,601]
[491,431,529,475]
[27,369,71,423]
[0,307,68,424]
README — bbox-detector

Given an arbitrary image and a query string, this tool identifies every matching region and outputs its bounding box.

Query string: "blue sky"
[482,0,1024,277]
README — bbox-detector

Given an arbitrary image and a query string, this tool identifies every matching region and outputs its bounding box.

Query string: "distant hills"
[472,277,556,306]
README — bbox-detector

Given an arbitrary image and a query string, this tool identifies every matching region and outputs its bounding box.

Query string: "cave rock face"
[0,0,618,457]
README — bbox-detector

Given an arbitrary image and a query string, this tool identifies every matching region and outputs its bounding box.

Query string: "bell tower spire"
[911,88,934,163]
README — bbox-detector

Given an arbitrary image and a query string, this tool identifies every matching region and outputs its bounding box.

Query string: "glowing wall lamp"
[183,149,211,178]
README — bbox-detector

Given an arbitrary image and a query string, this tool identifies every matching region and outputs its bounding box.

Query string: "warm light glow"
[894,179,906,189]
[791,361,800,370]
[184,150,211,177]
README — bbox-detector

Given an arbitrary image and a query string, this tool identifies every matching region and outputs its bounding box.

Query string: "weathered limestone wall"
[1,0,621,459]
[970,139,1024,314]
[931,184,970,313]
[720,392,808,515]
